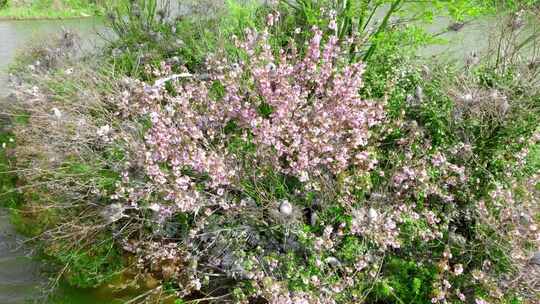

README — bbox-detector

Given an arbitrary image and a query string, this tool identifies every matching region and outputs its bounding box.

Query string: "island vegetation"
[0,0,539,303]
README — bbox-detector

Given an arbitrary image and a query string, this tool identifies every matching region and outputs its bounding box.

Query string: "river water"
[0,19,104,97]
[0,211,42,304]
[0,10,538,304]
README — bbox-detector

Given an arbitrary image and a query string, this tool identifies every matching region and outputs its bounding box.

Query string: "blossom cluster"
[116,24,385,215]
[104,17,539,304]
[218,27,385,181]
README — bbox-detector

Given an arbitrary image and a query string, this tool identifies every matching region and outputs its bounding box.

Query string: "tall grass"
[105,0,269,76]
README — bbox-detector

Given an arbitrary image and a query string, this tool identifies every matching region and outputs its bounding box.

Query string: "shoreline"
[0,3,104,21]
[0,14,96,21]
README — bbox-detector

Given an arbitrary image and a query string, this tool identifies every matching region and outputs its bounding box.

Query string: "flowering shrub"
[223,28,385,181]
[106,22,392,301]
[5,7,540,304]
[115,24,385,216]
[103,19,540,303]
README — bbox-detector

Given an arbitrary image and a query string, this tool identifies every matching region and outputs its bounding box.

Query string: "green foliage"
[495,0,540,10]
[106,0,267,76]
[472,223,515,273]
[277,0,501,63]
[240,167,300,204]
[0,132,21,209]
[337,236,367,262]
[50,236,124,288]
[460,66,538,182]
[9,202,59,236]
[413,74,456,147]
[371,258,438,304]
[0,0,111,19]
[361,27,432,101]
[528,142,540,173]
[58,160,120,194]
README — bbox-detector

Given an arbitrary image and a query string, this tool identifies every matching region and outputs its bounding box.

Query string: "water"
[419,13,540,63]
[0,210,43,304]
[0,18,104,96]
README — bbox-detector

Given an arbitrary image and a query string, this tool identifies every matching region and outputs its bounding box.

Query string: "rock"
[325,257,341,267]
[310,212,318,226]
[101,203,127,224]
[519,213,532,225]
[283,236,303,252]
[311,196,322,209]
[406,94,414,105]
[449,231,467,247]
[448,22,465,32]
[462,93,473,103]
[279,200,293,217]
[51,107,62,119]
[415,86,424,103]
[529,251,540,265]
[367,208,378,222]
